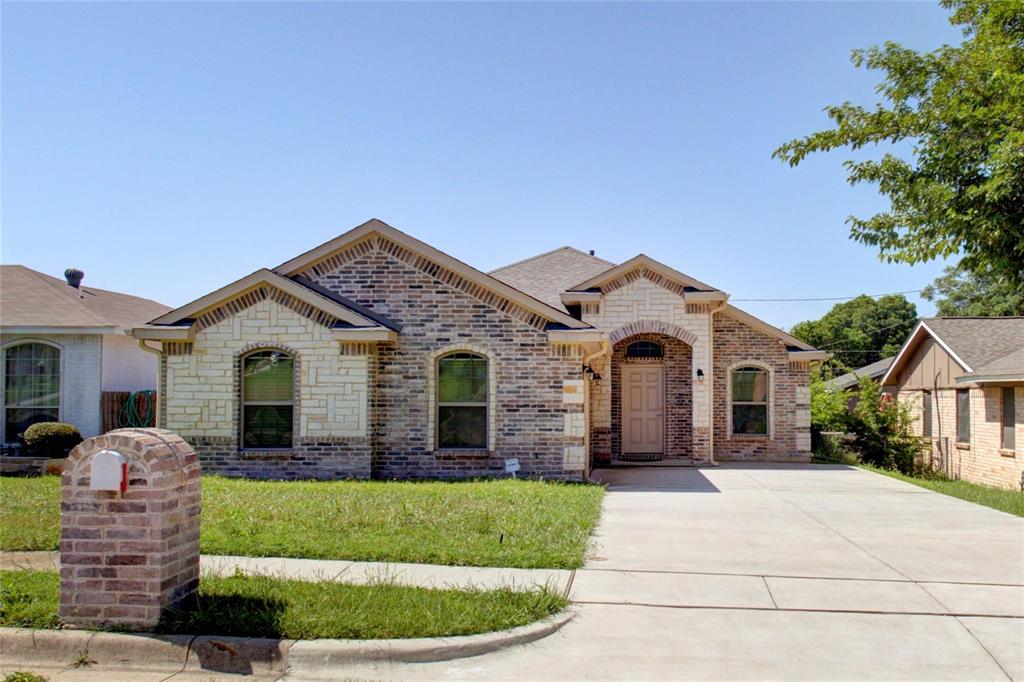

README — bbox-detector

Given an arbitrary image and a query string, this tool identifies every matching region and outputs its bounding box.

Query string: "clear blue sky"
[2,2,961,330]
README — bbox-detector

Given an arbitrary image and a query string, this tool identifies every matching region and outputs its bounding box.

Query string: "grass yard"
[860,465,1024,517]
[0,475,604,568]
[0,569,566,639]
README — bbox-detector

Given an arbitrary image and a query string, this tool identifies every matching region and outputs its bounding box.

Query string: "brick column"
[60,428,201,631]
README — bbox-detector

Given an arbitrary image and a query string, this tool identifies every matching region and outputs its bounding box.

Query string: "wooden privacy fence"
[101,391,157,432]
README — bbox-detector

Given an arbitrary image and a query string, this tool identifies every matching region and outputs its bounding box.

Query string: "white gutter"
[137,339,164,429]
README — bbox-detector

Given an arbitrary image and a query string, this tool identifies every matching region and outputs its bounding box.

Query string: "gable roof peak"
[568,253,723,294]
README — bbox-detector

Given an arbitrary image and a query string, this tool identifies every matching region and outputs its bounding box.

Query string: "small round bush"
[22,422,82,457]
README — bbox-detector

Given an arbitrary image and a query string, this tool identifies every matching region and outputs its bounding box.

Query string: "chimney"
[64,268,84,289]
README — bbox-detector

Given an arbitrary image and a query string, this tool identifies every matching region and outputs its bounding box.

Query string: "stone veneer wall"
[310,247,584,480]
[162,297,371,479]
[582,276,712,462]
[898,386,1022,490]
[712,314,811,462]
[609,333,692,460]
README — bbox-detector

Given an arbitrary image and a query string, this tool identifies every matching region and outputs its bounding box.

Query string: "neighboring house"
[825,357,895,393]
[0,265,171,445]
[133,219,825,480]
[881,317,1023,490]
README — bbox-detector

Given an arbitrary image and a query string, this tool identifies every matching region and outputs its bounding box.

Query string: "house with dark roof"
[132,219,826,480]
[1,265,171,443]
[825,357,895,391]
[881,317,1023,489]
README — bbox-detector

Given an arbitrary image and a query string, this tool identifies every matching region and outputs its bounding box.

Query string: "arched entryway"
[610,332,693,462]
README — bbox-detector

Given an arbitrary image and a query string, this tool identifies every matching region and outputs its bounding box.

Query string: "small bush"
[3,672,49,682]
[22,422,82,457]
[848,378,921,475]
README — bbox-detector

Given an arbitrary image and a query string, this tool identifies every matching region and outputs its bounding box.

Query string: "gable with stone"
[135,219,825,480]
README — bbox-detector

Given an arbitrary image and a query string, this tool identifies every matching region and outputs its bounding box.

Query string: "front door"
[622,365,664,455]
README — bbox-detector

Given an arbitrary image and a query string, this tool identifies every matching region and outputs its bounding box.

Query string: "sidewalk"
[1,550,571,592]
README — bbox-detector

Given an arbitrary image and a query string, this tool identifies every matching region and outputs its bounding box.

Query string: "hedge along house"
[133,219,825,480]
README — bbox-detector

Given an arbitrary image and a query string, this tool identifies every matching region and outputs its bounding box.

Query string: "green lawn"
[859,465,1024,517]
[0,475,604,568]
[0,569,566,639]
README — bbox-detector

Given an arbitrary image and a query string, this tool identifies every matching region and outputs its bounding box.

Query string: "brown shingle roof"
[924,317,1024,373]
[489,247,615,311]
[0,265,171,330]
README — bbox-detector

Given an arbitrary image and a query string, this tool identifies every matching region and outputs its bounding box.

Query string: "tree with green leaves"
[775,0,1024,296]
[922,264,1024,316]
[791,294,918,372]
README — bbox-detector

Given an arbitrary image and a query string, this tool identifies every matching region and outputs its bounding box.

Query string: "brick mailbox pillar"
[60,428,201,631]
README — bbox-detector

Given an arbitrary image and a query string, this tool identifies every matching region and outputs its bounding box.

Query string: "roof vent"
[64,268,84,288]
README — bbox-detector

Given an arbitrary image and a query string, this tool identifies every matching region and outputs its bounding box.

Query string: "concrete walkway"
[6,464,1023,679]
[0,551,569,592]
[284,464,1024,681]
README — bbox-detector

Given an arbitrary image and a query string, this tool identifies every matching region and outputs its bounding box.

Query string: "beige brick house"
[881,317,1024,490]
[134,219,825,480]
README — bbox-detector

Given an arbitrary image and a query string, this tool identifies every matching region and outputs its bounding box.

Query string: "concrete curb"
[0,608,576,674]
[286,607,578,669]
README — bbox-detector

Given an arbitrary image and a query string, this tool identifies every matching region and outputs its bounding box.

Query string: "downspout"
[137,339,164,429]
[707,300,728,466]
[582,336,610,481]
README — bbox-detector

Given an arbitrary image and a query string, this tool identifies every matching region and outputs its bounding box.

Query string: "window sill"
[954,442,971,450]
[240,449,295,460]
[433,449,492,459]
[729,434,770,441]
[999,449,1017,458]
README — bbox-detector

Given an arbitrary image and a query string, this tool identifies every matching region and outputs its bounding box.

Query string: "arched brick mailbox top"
[65,428,199,482]
[60,428,201,631]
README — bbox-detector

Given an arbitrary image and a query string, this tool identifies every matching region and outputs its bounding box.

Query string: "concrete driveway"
[287,464,1024,681]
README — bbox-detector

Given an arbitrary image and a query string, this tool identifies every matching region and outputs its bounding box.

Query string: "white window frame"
[1,339,64,445]
[240,348,295,450]
[727,361,773,438]
[427,344,497,452]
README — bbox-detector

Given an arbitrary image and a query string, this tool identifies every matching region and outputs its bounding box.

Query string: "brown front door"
[622,365,664,455]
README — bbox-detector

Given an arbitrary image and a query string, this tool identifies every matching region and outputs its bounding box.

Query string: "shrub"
[22,422,82,457]
[848,377,921,475]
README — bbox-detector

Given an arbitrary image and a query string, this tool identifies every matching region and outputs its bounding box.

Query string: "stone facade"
[582,277,714,462]
[581,275,812,465]
[162,296,371,479]
[899,386,1023,490]
[712,315,811,462]
[150,224,817,479]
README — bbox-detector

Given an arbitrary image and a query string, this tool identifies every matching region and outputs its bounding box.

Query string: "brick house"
[881,317,1023,490]
[134,219,825,480]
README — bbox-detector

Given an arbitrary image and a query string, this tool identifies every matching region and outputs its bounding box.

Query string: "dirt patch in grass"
[0,569,567,639]
[0,476,604,569]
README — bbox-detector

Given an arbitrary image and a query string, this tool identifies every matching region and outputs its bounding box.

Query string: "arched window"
[437,352,488,449]
[626,341,663,358]
[3,342,61,443]
[242,350,294,449]
[732,366,768,435]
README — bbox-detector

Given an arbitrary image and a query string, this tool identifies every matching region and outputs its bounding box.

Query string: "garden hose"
[118,390,156,428]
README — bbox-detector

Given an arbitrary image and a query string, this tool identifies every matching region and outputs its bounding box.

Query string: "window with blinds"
[242,350,294,449]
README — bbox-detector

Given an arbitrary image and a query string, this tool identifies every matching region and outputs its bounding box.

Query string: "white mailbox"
[90,449,128,492]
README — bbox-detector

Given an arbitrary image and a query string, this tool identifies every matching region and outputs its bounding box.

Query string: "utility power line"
[732,289,923,302]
